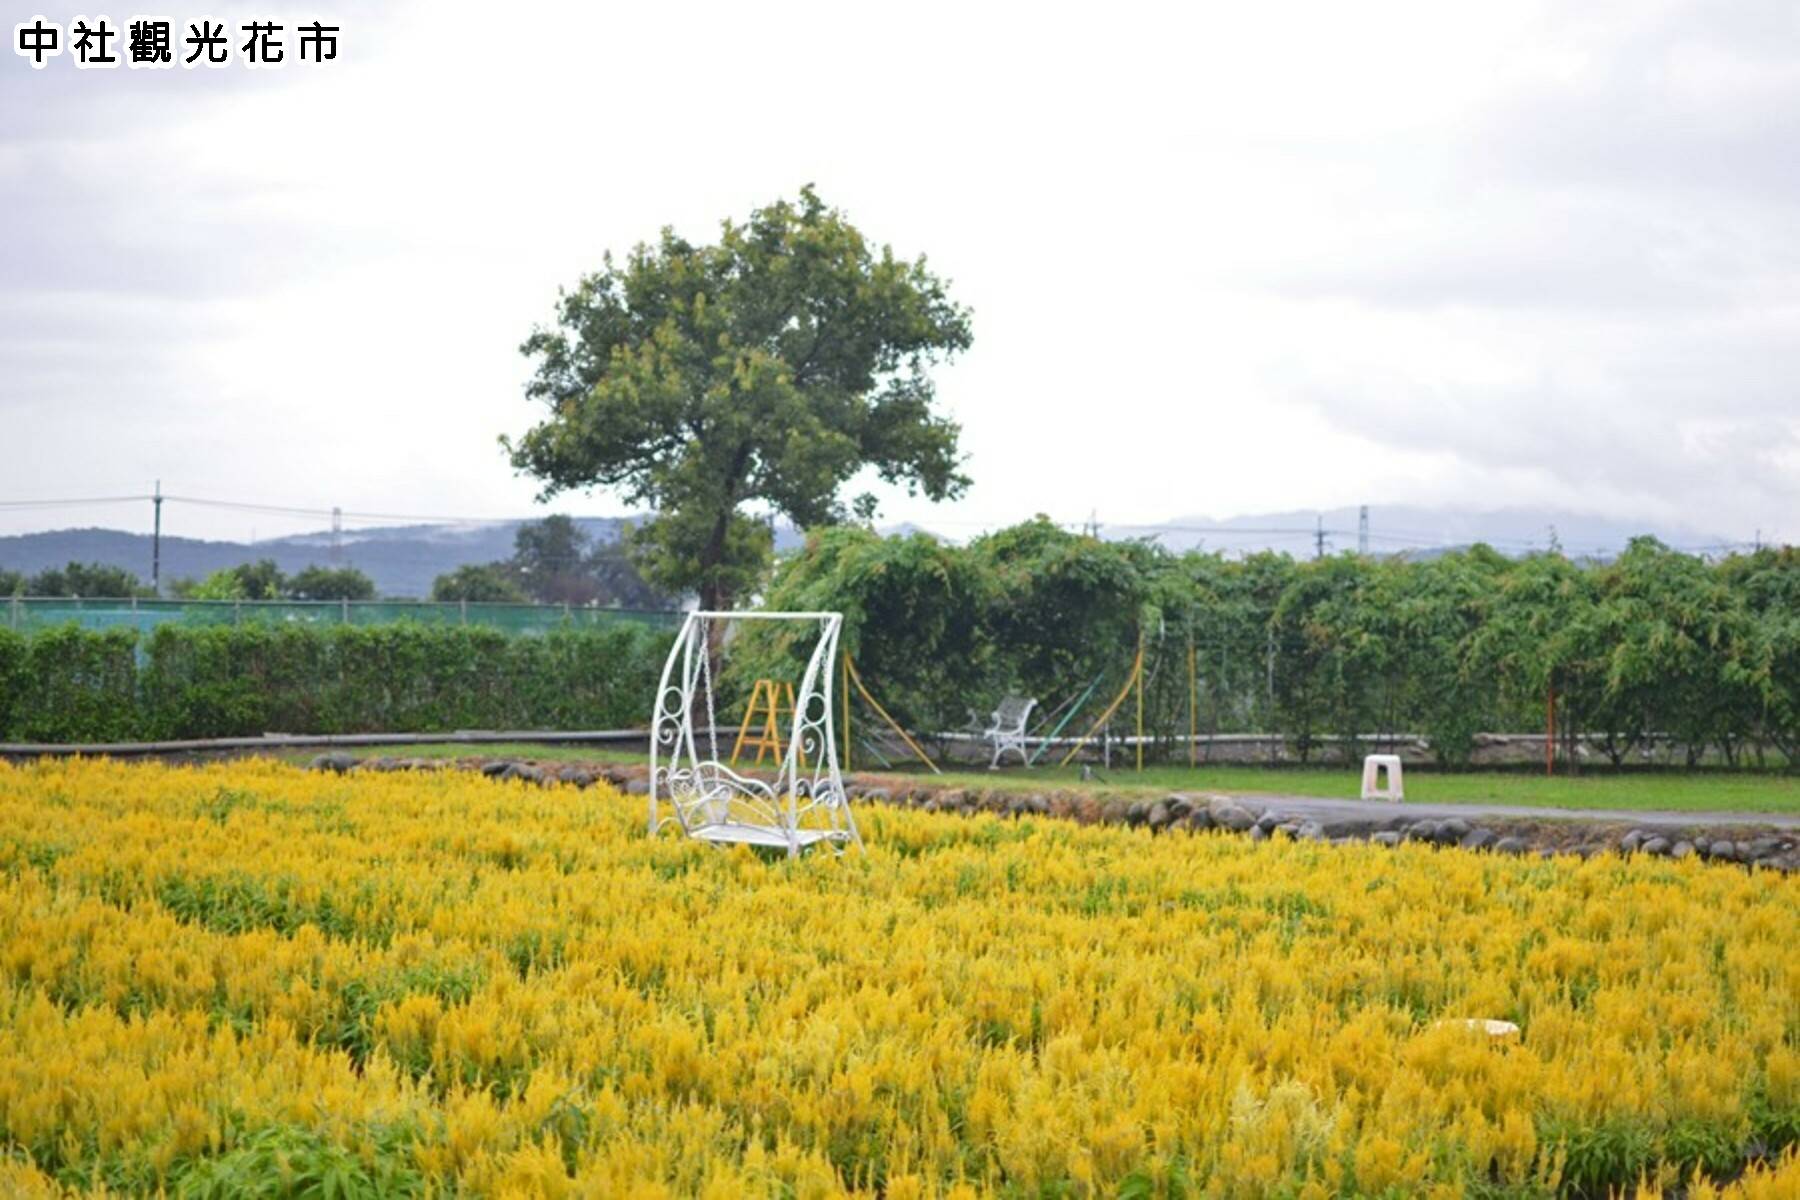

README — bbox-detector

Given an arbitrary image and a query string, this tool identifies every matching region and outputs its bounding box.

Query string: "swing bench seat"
[688,824,846,850]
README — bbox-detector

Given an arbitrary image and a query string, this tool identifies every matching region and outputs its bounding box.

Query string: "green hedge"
[0,623,670,743]
[0,626,140,742]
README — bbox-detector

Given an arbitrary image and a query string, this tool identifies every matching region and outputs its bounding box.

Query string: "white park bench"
[984,695,1037,769]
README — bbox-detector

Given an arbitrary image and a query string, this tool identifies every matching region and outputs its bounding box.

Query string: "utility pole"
[1358,505,1369,556]
[330,506,343,564]
[1314,515,1326,559]
[151,480,163,595]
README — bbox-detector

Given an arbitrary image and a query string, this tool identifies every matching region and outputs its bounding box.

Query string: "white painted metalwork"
[984,695,1037,769]
[649,610,862,856]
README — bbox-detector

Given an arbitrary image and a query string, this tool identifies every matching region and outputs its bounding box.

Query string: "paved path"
[1217,792,1800,830]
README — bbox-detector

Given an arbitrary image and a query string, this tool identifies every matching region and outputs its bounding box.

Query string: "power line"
[160,494,507,525]
[0,494,152,509]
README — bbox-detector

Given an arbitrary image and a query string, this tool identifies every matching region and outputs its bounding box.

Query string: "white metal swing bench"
[648,610,863,856]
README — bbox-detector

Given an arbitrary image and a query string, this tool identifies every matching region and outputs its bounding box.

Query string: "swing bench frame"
[648,610,862,856]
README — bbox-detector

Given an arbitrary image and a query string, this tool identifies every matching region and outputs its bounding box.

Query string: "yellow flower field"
[0,759,1794,1197]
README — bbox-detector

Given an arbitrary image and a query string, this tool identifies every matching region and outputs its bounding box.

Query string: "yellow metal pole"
[1057,643,1146,769]
[1135,626,1145,772]
[845,654,941,774]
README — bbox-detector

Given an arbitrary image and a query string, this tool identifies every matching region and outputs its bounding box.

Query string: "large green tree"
[509,515,596,605]
[505,187,974,609]
[26,561,149,598]
[430,563,528,604]
[287,565,377,601]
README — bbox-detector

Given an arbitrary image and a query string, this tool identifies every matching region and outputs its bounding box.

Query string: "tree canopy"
[506,187,973,607]
[286,565,377,602]
[21,562,149,598]
[431,563,527,604]
[427,516,666,607]
[171,561,373,602]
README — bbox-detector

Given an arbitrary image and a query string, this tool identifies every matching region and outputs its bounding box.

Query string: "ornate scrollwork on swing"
[648,611,861,856]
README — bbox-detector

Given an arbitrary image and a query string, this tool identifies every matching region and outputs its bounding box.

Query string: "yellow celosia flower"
[0,758,1790,1196]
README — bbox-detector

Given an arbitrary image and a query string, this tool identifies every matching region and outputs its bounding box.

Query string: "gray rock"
[623,777,650,796]
[1124,802,1149,828]
[1297,821,1325,841]
[1208,802,1257,832]
[1641,836,1671,856]
[1438,817,1472,844]
[1621,829,1646,853]
[862,787,892,804]
[1706,840,1738,863]
[480,761,513,778]
[1493,836,1529,855]
[1023,794,1049,816]
[1166,795,1193,819]
[500,763,545,784]
[1404,820,1439,844]
[1670,840,1695,860]
[560,768,597,788]
[1748,837,1784,859]
[1187,807,1215,831]
[1146,801,1174,831]
[1255,812,1281,834]
[1460,828,1495,852]
[1314,815,1389,839]
[1247,825,1269,842]
[1371,831,1402,848]
[310,752,356,774]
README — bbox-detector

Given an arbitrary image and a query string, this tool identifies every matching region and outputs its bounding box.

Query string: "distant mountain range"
[1090,506,1745,561]
[0,519,639,599]
[0,507,1750,598]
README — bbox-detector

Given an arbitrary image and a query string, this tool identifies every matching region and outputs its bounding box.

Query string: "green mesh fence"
[3,597,683,637]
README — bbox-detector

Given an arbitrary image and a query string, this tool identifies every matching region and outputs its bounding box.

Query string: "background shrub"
[1,623,671,742]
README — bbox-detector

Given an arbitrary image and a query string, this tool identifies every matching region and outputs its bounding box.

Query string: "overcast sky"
[4,0,1797,545]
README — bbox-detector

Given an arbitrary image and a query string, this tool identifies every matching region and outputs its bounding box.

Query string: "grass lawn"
[905,762,1800,814]
[283,741,1800,814]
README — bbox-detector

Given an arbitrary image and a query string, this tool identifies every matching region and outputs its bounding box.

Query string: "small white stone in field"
[1436,1018,1521,1038]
